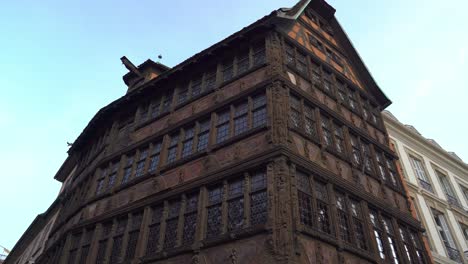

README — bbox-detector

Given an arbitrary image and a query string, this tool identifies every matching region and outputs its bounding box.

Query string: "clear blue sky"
[1,0,466,251]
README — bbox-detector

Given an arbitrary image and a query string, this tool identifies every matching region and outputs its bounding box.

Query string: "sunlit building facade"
[6,1,431,263]
[384,111,468,264]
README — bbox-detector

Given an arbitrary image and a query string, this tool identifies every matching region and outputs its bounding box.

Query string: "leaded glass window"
[237,50,249,75]
[234,102,248,136]
[95,240,108,264]
[376,151,388,182]
[110,217,127,263]
[348,90,358,111]
[150,98,161,119]
[140,104,149,123]
[148,141,162,173]
[350,134,362,166]
[362,142,373,174]
[321,115,333,148]
[95,178,105,195]
[164,200,181,249]
[252,93,267,128]
[382,216,400,264]
[285,42,295,66]
[228,178,245,231]
[216,110,230,143]
[304,104,317,138]
[323,70,334,94]
[333,123,345,154]
[399,227,413,263]
[290,95,301,129]
[311,61,321,84]
[167,134,179,164]
[107,162,119,190]
[315,181,330,234]
[183,193,198,246]
[204,69,216,92]
[206,185,223,239]
[177,84,189,105]
[96,222,112,264]
[182,126,195,158]
[161,90,173,113]
[121,154,134,184]
[223,59,234,82]
[135,148,148,177]
[336,192,350,243]
[125,212,143,261]
[78,228,93,264]
[253,42,266,66]
[197,119,210,151]
[336,81,347,103]
[386,156,399,188]
[370,210,386,260]
[191,77,202,98]
[409,229,426,264]
[250,171,267,226]
[297,51,307,74]
[297,171,313,227]
[146,206,163,255]
[350,199,367,250]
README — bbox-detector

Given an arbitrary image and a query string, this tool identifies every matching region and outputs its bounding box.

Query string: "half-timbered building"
[6,1,432,263]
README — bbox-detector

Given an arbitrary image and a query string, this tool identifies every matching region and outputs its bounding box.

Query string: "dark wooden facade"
[6,1,432,264]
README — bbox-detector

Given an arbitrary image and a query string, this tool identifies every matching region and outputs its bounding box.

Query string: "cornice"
[383,113,468,176]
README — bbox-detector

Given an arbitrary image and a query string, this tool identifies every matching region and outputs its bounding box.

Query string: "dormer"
[122,57,171,93]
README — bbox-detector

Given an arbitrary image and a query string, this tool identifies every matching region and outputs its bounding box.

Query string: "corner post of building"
[268,80,290,147]
[269,156,296,263]
[265,30,284,78]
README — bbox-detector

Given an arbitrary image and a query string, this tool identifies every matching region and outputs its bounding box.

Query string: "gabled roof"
[62,0,391,178]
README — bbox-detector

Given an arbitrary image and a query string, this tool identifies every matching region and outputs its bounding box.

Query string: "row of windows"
[72,41,267,182]
[284,41,382,129]
[408,155,466,210]
[304,9,334,36]
[308,33,343,67]
[290,94,400,190]
[138,42,266,126]
[94,93,267,196]
[42,170,267,264]
[147,170,267,255]
[296,170,427,264]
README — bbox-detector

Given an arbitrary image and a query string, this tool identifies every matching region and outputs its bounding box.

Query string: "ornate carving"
[203,155,220,172]
[166,116,174,127]
[394,192,401,209]
[214,90,225,104]
[228,248,238,264]
[266,32,283,77]
[233,144,242,161]
[191,254,200,264]
[335,161,343,176]
[178,169,185,184]
[269,81,289,146]
[191,104,197,115]
[152,177,160,190]
[271,157,294,262]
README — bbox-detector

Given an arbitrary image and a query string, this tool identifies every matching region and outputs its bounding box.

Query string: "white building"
[384,111,468,264]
